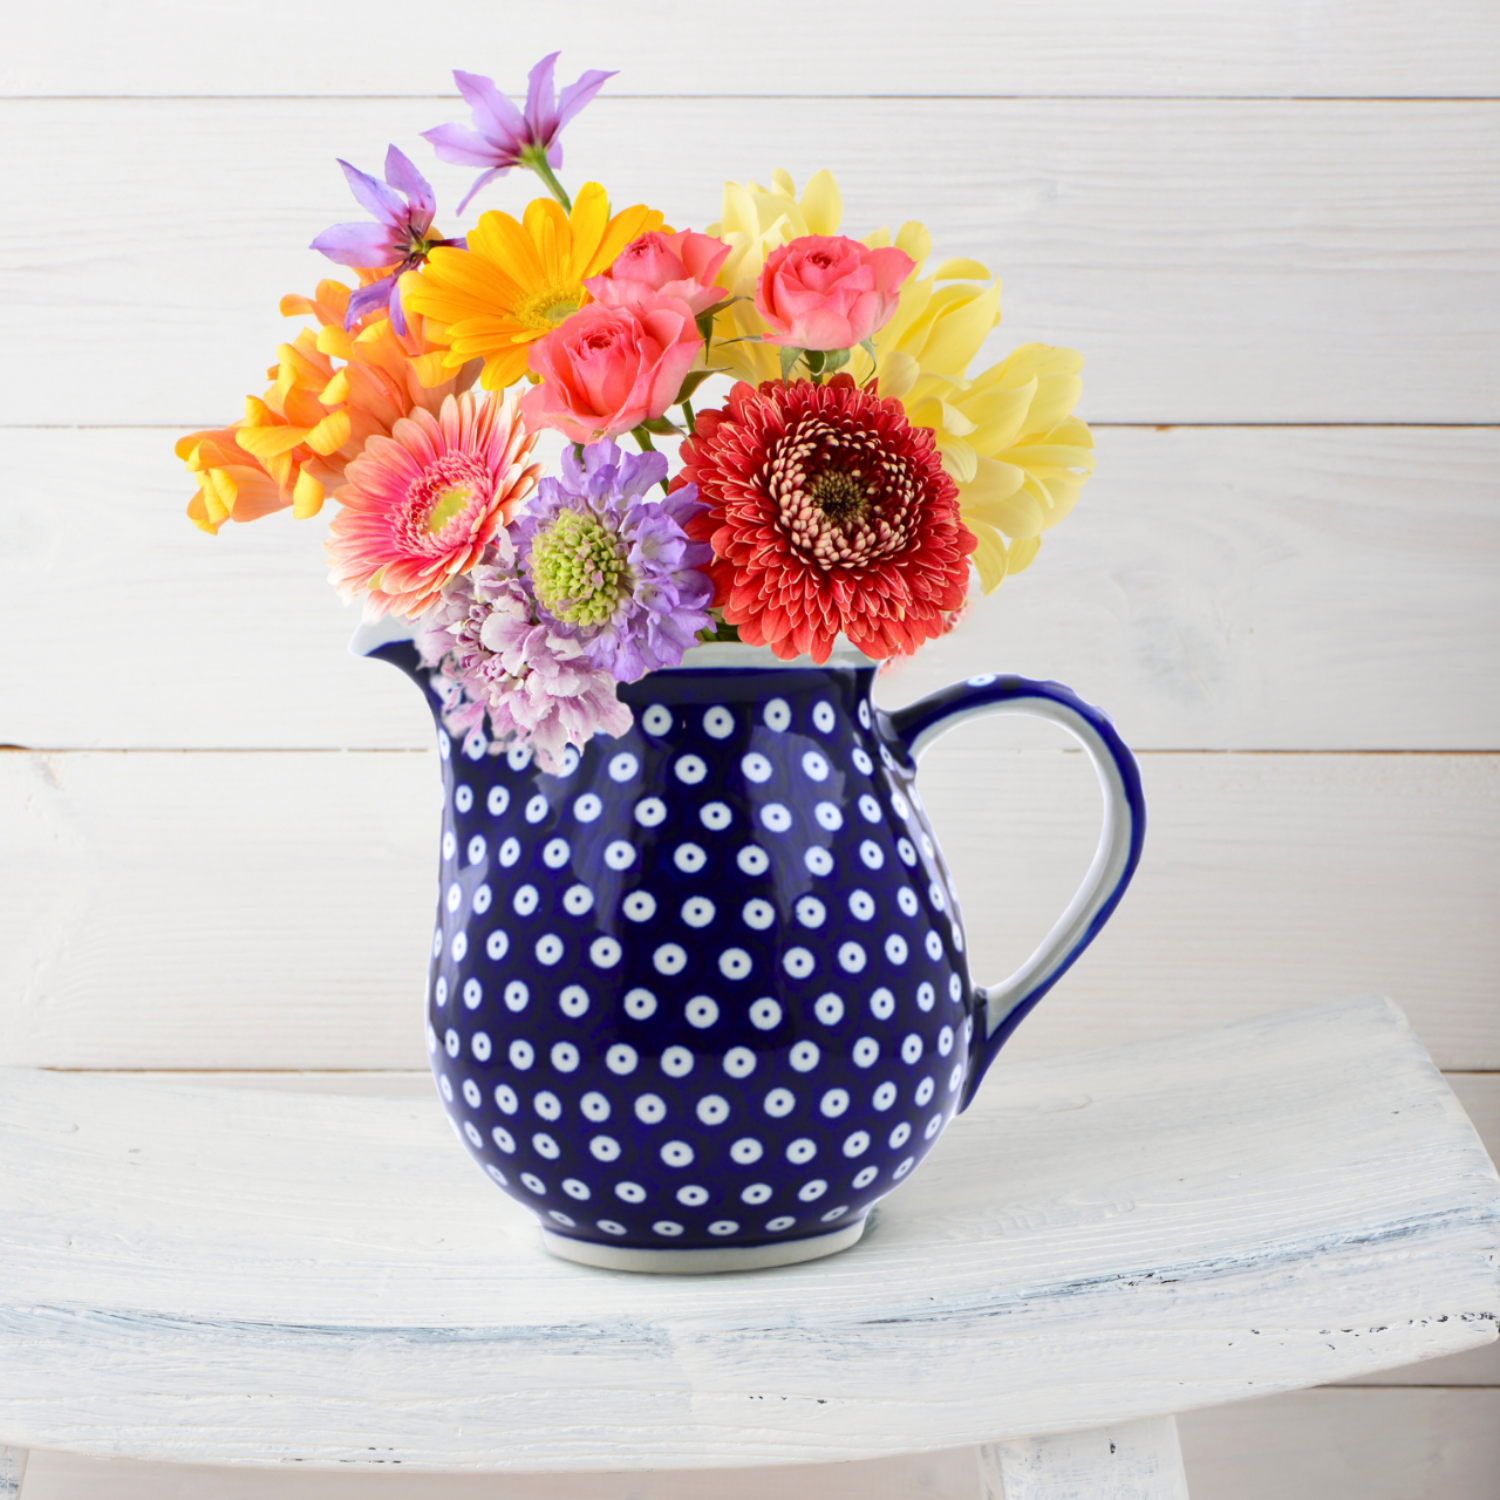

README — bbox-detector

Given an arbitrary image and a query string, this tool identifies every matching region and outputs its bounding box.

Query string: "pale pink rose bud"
[584,230,731,317]
[756,234,915,351]
[520,295,703,443]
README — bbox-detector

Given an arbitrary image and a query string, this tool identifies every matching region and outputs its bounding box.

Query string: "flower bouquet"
[177,57,1137,1273]
[178,53,1094,767]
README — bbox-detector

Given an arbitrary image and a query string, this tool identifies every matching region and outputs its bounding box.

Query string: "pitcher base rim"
[540,1217,867,1274]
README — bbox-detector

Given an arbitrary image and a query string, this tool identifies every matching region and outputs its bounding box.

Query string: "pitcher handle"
[886,676,1145,1104]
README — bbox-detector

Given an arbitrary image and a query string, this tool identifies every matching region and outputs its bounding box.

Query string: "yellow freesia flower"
[401,182,666,391]
[179,279,478,534]
[706,169,1094,593]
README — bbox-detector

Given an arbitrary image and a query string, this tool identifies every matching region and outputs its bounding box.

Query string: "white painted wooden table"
[1,996,1494,1498]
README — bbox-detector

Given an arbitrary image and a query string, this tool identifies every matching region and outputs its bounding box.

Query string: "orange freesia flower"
[179,278,481,534]
[401,183,666,391]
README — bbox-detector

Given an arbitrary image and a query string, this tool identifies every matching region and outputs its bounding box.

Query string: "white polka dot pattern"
[421,666,975,1257]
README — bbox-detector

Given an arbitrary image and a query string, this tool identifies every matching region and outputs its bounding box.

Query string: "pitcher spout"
[350,616,441,710]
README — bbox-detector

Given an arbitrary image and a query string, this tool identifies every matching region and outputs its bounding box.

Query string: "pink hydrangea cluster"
[417,556,633,771]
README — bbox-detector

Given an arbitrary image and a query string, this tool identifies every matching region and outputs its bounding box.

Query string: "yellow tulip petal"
[960,455,1027,505]
[800,169,843,237]
[1006,536,1042,575]
[910,393,978,443]
[750,189,804,241]
[1050,415,1095,448]
[896,222,933,267]
[959,379,1039,455]
[994,343,1084,387]
[932,257,990,281]
[877,351,921,401]
[964,484,1046,540]
[917,282,1002,376]
[717,180,761,242]
[968,525,1011,595]
[873,275,934,353]
[935,435,978,484]
[1006,440,1096,472]
[1020,376,1084,433]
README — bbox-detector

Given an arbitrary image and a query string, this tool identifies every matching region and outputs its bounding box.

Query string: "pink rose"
[521,295,702,443]
[755,234,915,351]
[584,230,731,317]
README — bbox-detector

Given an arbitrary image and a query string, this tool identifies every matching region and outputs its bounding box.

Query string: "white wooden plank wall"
[2,2,1496,1496]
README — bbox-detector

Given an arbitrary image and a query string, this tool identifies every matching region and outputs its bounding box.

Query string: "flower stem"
[629,426,672,494]
[681,399,695,434]
[523,151,573,213]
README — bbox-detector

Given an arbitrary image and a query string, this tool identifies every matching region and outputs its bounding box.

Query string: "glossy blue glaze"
[889,674,1147,1106]
[373,645,1140,1255]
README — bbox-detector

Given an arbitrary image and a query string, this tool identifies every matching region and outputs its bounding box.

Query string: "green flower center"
[516,283,585,332]
[531,510,632,626]
[426,484,473,534]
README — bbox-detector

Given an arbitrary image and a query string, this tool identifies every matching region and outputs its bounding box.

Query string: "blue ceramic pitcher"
[362,635,1144,1273]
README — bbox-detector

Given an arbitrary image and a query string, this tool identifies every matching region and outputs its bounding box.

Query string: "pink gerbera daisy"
[327,391,541,619]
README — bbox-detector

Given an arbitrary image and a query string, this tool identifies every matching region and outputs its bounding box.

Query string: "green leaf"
[779,345,805,383]
[674,368,724,403]
[821,346,850,376]
[640,416,684,436]
[696,614,742,644]
[859,338,878,366]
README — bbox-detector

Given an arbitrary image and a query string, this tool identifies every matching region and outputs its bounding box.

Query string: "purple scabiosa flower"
[311,145,463,333]
[511,440,715,682]
[418,553,633,772]
[422,53,616,214]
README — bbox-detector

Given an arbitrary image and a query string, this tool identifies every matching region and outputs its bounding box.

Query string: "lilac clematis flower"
[422,53,616,214]
[510,440,715,683]
[310,145,462,333]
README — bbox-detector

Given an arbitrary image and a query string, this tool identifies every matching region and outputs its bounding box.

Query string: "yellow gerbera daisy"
[705,167,1093,595]
[401,182,666,391]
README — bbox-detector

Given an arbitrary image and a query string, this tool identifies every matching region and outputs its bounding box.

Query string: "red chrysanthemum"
[676,376,977,662]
